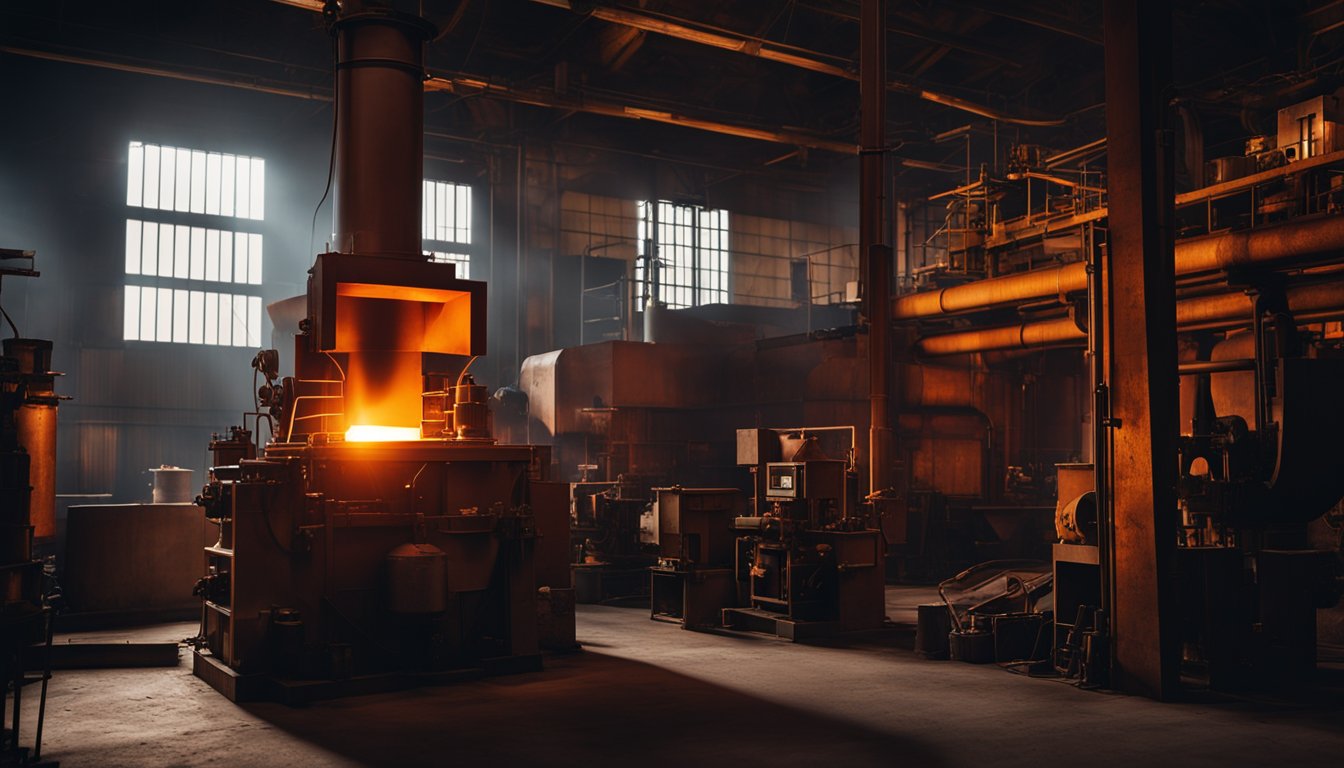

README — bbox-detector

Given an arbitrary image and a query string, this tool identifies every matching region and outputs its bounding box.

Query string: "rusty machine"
[721,428,886,639]
[190,3,569,703]
[1,248,60,765]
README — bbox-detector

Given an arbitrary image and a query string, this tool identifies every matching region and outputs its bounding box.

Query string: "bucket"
[150,466,194,504]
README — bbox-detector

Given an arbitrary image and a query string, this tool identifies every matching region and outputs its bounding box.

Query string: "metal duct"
[893,214,1344,321]
[914,281,1344,356]
[332,5,434,256]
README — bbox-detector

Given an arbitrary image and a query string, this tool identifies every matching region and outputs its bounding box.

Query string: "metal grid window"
[423,179,471,279]
[635,200,729,309]
[123,141,265,346]
[126,141,265,220]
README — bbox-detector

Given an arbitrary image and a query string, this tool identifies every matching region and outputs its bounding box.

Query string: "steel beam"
[1102,0,1180,699]
[861,0,892,495]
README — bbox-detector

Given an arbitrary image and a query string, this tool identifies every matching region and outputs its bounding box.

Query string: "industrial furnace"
[189,3,570,703]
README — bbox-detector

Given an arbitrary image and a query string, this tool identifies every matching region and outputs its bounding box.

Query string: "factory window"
[126,141,265,220]
[423,179,471,278]
[635,200,730,309]
[123,140,266,345]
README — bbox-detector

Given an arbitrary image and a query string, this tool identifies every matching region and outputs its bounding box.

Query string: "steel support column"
[861,0,892,495]
[1102,0,1180,698]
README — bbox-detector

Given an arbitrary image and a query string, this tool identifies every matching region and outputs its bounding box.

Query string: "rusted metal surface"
[332,8,434,256]
[1102,0,1180,699]
[893,214,1344,321]
[861,0,892,495]
[913,281,1344,355]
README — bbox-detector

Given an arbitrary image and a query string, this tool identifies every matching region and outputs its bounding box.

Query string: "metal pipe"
[332,7,434,256]
[914,281,1344,356]
[1177,359,1255,375]
[530,0,1064,127]
[893,214,1344,320]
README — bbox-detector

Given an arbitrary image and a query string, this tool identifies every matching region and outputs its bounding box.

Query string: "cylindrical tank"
[150,466,195,504]
[451,374,491,440]
[386,542,448,613]
[5,338,58,538]
[331,5,435,257]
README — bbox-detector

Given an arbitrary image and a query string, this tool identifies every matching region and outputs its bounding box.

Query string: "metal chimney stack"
[331,1,434,257]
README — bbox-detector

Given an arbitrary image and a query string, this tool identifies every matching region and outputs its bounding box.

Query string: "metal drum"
[150,466,194,504]
[386,542,448,613]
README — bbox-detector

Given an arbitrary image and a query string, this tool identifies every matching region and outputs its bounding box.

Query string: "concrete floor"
[12,589,1344,768]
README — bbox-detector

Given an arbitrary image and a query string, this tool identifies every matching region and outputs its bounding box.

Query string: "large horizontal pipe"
[530,0,1064,127]
[915,281,1344,356]
[424,74,858,154]
[894,214,1344,320]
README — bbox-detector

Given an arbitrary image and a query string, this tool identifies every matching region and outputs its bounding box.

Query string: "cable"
[456,355,478,388]
[308,34,339,257]
[0,302,18,338]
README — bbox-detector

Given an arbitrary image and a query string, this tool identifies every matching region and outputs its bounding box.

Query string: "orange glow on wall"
[345,425,422,442]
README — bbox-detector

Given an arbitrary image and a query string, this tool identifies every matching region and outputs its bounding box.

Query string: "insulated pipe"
[332,6,435,256]
[914,281,1344,356]
[893,215,1344,321]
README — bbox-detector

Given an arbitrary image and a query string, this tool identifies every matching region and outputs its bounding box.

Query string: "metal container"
[150,466,195,504]
[914,603,951,660]
[386,542,448,613]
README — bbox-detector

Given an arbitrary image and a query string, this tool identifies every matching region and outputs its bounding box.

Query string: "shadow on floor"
[242,649,950,768]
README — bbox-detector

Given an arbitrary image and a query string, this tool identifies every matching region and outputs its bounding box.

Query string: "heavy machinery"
[721,428,886,639]
[189,3,569,704]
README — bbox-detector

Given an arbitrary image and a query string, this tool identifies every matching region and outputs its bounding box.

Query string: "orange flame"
[345,425,422,442]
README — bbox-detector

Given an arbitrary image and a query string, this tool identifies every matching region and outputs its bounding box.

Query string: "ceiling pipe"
[893,214,1344,320]
[529,0,1065,127]
[914,281,1344,356]
[424,73,858,154]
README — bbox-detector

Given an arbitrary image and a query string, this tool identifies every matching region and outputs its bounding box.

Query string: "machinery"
[568,478,654,603]
[189,3,570,704]
[648,486,739,629]
[1,247,58,766]
[721,428,886,639]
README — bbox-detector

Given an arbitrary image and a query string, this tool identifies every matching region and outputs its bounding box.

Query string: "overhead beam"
[530,0,1064,126]
[424,73,859,154]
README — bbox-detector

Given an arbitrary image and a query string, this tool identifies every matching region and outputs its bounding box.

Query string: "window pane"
[205,229,220,282]
[231,293,247,347]
[248,296,262,347]
[217,293,232,346]
[189,227,205,280]
[190,150,207,214]
[159,146,175,212]
[123,285,140,341]
[156,287,173,341]
[173,225,190,279]
[140,286,156,340]
[143,144,160,209]
[157,223,174,278]
[189,290,204,344]
[250,157,265,220]
[220,154,236,218]
[234,232,248,284]
[172,288,189,343]
[125,219,141,275]
[205,153,221,215]
[205,292,219,345]
[127,142,144,207]
[219,231,233,282]
[235,157,250,222]
[248,234,263,285]
[174,148,191,212]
